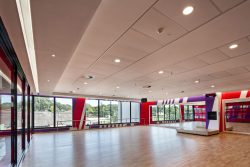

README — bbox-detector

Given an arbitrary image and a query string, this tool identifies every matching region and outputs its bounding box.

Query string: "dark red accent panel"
[140,101,157,125]
[221,91,241,99]
[247,90,250,98]
[180,105,184,122]
[72,98,85,128]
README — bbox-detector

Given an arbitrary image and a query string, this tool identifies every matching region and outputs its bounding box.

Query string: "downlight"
[183,6,194,15]
[229,44,238,50]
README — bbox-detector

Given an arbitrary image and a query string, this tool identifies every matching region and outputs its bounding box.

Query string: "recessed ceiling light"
[148,90,152,93]
[116,86,120,89]
[114,58,121,63]
[47,80,50,82]
[211,85,215,88]
[229,44,238,50]
[194,80,200,84]
[182,6,194,15]
[84,82,88,85]
[72,90,76,93]
[158,70,164,74]
[51,54,55,58]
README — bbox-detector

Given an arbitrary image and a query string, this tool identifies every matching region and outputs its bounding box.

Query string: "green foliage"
[1,102,11,110]
[35,97,72,112]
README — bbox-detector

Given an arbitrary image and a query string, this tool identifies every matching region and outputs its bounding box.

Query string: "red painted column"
[140,101,157,125]
[180,105,184,122]
[72,98,85,128]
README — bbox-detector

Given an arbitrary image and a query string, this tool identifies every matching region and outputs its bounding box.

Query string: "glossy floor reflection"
[0,136,11,167]
[155,121,206,130]
[21,126,250,167]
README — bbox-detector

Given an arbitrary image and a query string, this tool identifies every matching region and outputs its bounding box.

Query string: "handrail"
[56,118,143,131]
[56,120,92,131]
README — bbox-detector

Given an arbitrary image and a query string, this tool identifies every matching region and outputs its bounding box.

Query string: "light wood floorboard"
[21,126,250,167]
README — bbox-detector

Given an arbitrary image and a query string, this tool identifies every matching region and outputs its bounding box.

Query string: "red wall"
[140,101,157,125]
[72,98,86,128]
[220,90,250,131]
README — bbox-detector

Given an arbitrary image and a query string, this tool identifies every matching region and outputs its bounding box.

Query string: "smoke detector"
[143,85,152,89]
[83,75,94,79]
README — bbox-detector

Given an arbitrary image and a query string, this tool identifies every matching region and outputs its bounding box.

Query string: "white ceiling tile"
[218,37,250,57]
[90,62,121,76]
[196,49,229,64]
[154,0,220,30]
[116,29,163,54]
[209,71,232,78]
[133,8,187,44]
[211,0,245,12]
[176,58,209,70]
[164,64,189,74]
[244,65,250,71]
[226,67,248,75]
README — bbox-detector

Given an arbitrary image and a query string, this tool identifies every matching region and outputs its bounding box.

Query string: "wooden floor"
[226,122,250,133]
[21,126,250,167]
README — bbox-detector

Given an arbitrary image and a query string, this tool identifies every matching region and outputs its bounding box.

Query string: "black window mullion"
[31,95,34,131]
[174,105,176,121]
[120,102,122,123]
[130,102,131,123]
[169,105,170,120]
[11,65,17,165]
[21,78,26,150]
[27,85,30,143]
[158,106,160,122]
[98,100,100,125]
[164,105,165,121]
[110,101,111,124]
[53,97,56,127]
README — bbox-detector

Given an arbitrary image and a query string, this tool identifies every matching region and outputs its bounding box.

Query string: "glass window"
[56,98,72,127]
[121,102,130,123]
[111,101,121,123]
[165,105,170,120]
[158,105,164,121]
[131,102,140,122]
[152,105,158,122]
[99,100,110,124]
[170,104,176,120]
[175,105,180,120]
[184,105,194,121]
[189,106,194,120]
[17,77,23,162]
[34,97,54,128]
[85,100,98,125]
[184,105,189,120]
[0,53,12,166]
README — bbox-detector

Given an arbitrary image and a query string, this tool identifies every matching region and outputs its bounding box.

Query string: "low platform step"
[176,128,219,136]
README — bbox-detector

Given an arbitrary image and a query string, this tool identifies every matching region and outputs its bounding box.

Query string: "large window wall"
[99,100,111,124]
[111,101,121,123]
[122,102,130,123]
[152,104,180,122]
[34,96,73,128]
[0,19,33,166]
[86,100,140,125]
[56,98,72,127]
[131,102,140,122]
[34,97,54,128]
[85,100,98,125]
